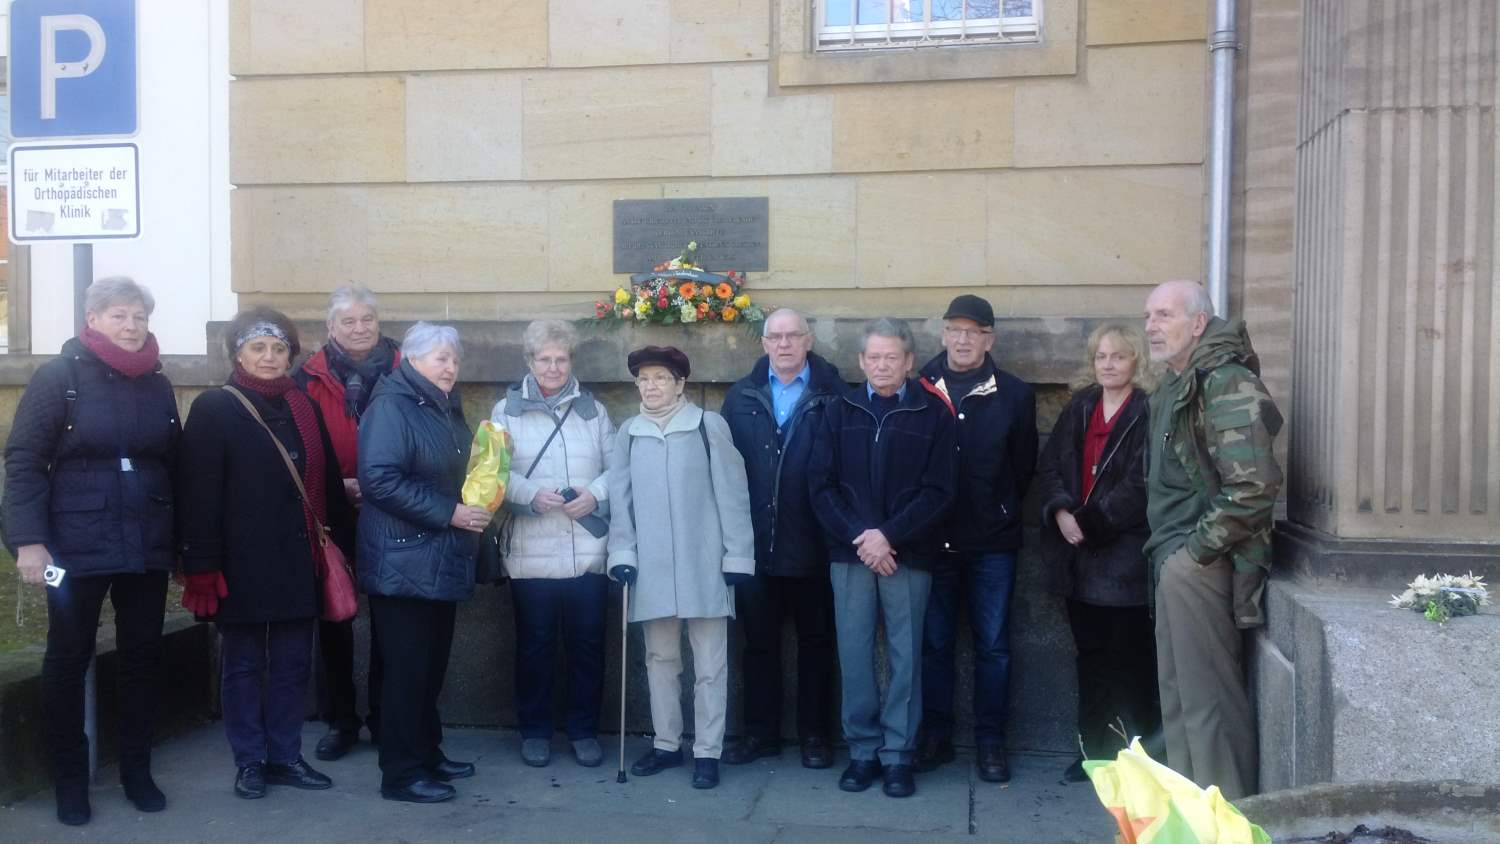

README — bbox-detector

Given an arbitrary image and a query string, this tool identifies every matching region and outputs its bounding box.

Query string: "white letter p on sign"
[39,14,107,120]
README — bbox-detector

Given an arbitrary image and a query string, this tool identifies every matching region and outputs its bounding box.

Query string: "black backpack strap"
[698,414,710,458]
[62,354,80,436]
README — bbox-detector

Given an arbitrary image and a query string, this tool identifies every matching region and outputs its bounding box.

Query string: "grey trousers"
[831,561,933,767]
[1155,550,1258,799]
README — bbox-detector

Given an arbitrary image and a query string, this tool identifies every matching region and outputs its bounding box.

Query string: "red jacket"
[294,345,400,478]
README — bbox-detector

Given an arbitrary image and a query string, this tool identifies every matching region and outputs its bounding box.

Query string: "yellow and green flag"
[1085,739,1271,844]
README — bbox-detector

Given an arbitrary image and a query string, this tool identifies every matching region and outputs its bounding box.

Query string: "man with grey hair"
[294,284,401,761]
[720,309,844,769]
[810,318,955,799]
[1143,280,1283,799]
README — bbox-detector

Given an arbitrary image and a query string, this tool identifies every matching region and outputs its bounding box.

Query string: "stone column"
[1281,0,1499,579]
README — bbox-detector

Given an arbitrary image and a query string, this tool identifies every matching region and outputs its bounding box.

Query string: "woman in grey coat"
[607,345,754,791]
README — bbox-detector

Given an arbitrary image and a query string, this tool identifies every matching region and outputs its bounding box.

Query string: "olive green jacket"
[1144,317,1284,628]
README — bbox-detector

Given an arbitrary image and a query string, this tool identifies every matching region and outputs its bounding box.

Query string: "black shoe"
[913,734,955,773]
[630,748,684,777]
[315,726,360,761]
[800,736,833,770]
[56,781,91,825]
[234,764,266,800]
[1062,757,1089,783]
[381,779,455,804]
[722,736,780,765]
[122,770,166,812]
[837,759,882,793]
[977,745,1010,783]
[691,758,720,789]
[264,757,333,790]
[427,757,475,781]
[882,764,916,798]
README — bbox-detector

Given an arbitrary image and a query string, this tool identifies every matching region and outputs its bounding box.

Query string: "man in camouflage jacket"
[1142,280,1283,800]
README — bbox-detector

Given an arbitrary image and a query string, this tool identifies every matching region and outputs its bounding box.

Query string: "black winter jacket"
[178,384,354,624]
[356,361,477,603]
[721,353,845,577]
[2,338,180,577]
[1035,386,1151,607]
[918,353,1037,554]
[809,380,956,570]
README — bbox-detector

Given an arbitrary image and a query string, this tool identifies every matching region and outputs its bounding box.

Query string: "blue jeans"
[510,573,608,740]
[920,551,1016,747]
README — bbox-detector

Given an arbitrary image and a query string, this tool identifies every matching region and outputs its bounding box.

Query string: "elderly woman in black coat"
[357,322,485,804]
[1036,321,1162,782]
[177,307,353,800]
[3,277,179,826]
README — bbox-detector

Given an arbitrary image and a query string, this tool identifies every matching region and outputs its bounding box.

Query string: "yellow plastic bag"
[461,420,512,513]
[1085,739,1271,844]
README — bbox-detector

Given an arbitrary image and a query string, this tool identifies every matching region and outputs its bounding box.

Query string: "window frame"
[814,1,1042,51]
[775,0,1077,89]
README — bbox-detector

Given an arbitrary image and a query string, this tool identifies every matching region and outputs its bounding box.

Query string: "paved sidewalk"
[2,724,1114,842]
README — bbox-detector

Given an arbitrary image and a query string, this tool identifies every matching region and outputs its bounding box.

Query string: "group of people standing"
[6,275,1282,827]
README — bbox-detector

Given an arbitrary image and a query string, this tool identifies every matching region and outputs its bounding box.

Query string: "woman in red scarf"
[177,307,354,800]
[1036,322,1162,783]
[3,278,179,826]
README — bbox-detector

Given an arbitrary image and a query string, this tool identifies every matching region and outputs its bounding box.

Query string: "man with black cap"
[914,294,1038,784]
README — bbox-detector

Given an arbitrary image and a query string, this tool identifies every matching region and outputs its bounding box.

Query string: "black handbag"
[474,402,575,585]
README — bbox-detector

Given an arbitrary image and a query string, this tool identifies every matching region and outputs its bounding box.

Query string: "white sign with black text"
[8,142,141,242]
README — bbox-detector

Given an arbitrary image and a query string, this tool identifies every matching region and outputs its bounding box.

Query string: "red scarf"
[79,328,161,378]
[231,364,328,566]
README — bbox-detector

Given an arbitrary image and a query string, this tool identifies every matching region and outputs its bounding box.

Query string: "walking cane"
[616,580,630,783]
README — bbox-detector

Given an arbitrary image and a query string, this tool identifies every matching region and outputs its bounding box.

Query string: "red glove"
[182,572,228,617]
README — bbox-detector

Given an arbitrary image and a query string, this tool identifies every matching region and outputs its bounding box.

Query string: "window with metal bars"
[816,0,1040,50]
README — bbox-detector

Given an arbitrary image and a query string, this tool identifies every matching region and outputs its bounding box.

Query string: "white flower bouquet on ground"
[1388,572,1490,623]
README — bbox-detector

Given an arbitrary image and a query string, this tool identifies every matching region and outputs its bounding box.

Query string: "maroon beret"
[627,345,691,379]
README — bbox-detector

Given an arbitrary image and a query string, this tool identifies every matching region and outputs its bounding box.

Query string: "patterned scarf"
[231,364,328,564]
[325,336,399,419]
[79,328,161,378]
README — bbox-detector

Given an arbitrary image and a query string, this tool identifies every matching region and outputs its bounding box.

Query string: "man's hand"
[1054,509,1084,546]
[531,489,566,515]
[16,544,51,585]
[867,552,898,577]
[853,529,895,574]
[560,488,598,521]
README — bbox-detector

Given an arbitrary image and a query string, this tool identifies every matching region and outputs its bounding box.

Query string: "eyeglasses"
[532,356,570,369]
[943,326,993,340]
[764,331,809,344]
[634,373,678,387]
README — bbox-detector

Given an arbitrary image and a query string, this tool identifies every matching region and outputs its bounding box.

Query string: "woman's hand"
[530,489,566,515]
[16,544,51,585]
[1055,509,1085,546]
[343,478,363,507]
[451,504,492,533]
[561,488,597,521]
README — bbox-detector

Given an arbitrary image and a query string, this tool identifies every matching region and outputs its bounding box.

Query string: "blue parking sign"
[9,0,137,138]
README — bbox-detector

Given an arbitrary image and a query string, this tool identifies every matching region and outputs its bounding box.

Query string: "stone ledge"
[1275,520,1500,586]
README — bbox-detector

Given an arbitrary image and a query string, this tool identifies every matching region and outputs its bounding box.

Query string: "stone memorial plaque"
[613,197,769,273]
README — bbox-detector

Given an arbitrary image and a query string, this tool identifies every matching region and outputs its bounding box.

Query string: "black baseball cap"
[943,294,995,328]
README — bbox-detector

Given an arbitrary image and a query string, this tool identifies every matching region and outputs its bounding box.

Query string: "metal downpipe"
[1206,0,1239,318]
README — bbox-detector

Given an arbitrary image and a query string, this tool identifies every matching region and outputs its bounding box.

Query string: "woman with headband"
[177,306,355,800]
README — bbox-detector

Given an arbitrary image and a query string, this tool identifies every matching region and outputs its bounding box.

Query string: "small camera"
[559,487,579,503]
[43,564,66,588]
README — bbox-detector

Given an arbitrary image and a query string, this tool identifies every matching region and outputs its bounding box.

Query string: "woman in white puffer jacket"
[490,320,615,770]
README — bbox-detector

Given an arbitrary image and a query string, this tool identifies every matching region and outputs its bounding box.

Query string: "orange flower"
[678,282,697,299]
[695,302,710,317]
[721,306,739,322]
[715,282,734,300]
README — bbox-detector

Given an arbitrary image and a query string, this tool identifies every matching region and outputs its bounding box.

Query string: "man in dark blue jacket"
[810,318,956,799]
[721,309,845,770]
[914,295,1038,784]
